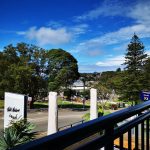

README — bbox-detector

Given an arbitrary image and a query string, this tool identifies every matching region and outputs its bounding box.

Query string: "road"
[0,109,89,136]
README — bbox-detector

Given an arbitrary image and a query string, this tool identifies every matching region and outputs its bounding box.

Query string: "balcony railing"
[12,101,150,150]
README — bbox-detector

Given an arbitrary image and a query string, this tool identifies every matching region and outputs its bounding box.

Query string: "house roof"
[72,80,84,87]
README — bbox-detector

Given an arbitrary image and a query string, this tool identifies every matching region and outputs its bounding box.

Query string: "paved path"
[0,109,89,136]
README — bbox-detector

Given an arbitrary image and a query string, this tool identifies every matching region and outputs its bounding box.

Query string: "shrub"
[0,119,36,150]
[82,112,90,121]
[82,110,110,121]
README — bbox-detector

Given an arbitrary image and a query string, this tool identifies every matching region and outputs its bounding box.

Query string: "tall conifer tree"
[122,34,147,104]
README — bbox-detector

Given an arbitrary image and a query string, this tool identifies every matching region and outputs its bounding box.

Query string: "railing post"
[128,129,132,150]
[105,126,114,150]
[135,125,139,150]
[141,121,144,150]
[146,118,149,150]
[119,134,123,149]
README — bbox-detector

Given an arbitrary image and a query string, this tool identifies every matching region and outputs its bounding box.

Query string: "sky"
[0,0,150,73]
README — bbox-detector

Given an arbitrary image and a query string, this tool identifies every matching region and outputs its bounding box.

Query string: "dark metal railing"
[58,120,85,131]
[12,101,150,150]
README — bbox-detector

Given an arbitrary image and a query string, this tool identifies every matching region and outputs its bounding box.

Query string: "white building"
[70,80,89,92]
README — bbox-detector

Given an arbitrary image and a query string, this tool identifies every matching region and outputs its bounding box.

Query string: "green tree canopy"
[143,57,150,91]
[0,43,47,105]
[121,34,148,104]
[47,49,80,91]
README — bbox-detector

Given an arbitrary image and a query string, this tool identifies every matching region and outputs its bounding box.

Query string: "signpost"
[140,91,150,101]
[4,92,27,129]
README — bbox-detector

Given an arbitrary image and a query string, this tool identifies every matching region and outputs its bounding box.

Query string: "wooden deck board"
[114,133,146,150]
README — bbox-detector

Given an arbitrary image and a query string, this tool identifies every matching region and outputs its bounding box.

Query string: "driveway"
[0,109,89,136]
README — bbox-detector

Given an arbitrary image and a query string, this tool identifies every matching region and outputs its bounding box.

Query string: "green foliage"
[0,119,35,150]
[90,71,122,101]
[82,110,110,121]
[121,34,148,103]
[93,82,111,100]
[116,68,121,72]
[143,57,150,91]
[80,72,101,81]
[10,119,36,140]
[0,126,22,150]
[82,113,90,121]
[80,90,90,99]
[0,100,4,108]
[81,35,149,104]
[34,100,90,109]
[47,49,79,92]
[0,44,80,104]
[0,43,47,101]
[103,110,111,116]
[63,89,75,100]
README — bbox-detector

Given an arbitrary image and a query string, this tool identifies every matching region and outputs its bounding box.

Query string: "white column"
[90,88,98,120]
[47,92,58,135]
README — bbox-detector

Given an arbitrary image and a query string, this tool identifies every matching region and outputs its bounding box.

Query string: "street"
[0,109,89,137]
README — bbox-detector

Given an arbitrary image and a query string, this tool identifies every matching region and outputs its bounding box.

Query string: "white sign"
[28,97,32,102]
[4,92,27,128]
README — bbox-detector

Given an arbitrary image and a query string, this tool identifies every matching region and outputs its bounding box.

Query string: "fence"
[12,101,150,150]
[58,120,85,131]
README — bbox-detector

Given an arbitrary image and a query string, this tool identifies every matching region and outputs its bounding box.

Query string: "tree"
[0,44,79,106]
[47,49,79,91]
[0,45,19,98]
[0,52,8,98]
[121,34,147,104]
[143,57,150,91]
[116,67,121,72]
[0,43,47,107]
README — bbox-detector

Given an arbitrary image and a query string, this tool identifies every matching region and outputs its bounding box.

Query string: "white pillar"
[47,92,58,135]
[90,88,98,120]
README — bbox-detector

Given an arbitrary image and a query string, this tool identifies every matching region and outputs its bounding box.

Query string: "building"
[70,80,89,92]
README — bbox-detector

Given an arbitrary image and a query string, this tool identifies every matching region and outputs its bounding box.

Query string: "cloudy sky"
[0,0,150,72]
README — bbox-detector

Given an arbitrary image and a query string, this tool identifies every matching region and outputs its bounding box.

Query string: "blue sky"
[0,0,150,73]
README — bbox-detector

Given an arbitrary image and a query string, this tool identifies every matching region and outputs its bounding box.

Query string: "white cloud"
[73,40,104,55]
[129,0,150,25]
[70,24,89,35]
[23,26,72,45]
[87,49,102,57]
[75,0,150,27]
[74,24,150,55]
[101,24,150,43]
[17,23,89,46]
[96,55,125,67]
[75,0,126,21]
[73,0,150,54]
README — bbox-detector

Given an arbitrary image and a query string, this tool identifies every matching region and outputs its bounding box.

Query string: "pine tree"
[121,34,147,104]
[143,57,150,91]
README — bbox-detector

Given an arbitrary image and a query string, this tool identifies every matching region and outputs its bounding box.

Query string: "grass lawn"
[82,110,111,121]
[34,99,90,109]
[0,100,4,108]
[0,99,90,109]
[33,101,48,109]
